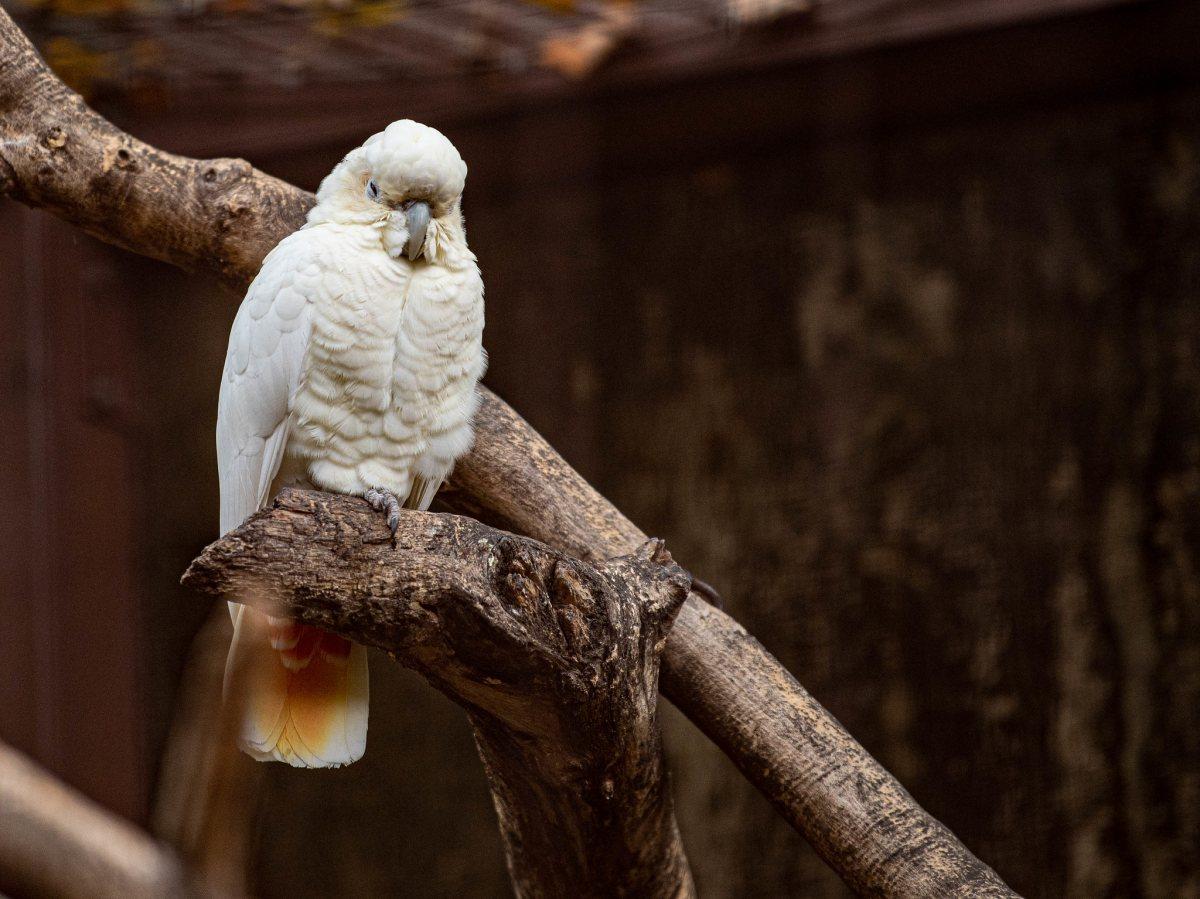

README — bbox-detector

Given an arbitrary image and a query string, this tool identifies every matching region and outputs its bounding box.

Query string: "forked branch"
[183,489,695,899]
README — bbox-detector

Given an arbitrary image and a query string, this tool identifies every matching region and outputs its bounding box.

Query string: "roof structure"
[13,0,1134,104]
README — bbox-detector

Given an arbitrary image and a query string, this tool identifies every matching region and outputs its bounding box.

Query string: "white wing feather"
[218,230,371,770]
[217,234,321,537]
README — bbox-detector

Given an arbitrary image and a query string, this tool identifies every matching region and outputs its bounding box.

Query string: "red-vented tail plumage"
[223,608,368,768]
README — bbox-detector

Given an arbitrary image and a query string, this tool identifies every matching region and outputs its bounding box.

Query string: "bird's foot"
[365,486,402,541]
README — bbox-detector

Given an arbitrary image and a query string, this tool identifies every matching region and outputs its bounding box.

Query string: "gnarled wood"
[183,489,695,899]
[0,8,1015,896]
[443,396,1018,898]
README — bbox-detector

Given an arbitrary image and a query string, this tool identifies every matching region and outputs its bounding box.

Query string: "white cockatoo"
[216,120,485,767]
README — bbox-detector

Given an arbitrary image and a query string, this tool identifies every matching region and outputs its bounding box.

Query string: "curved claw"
[365,487,402,543]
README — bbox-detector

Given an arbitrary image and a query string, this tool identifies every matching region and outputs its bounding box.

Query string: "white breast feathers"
[284,225,486,505]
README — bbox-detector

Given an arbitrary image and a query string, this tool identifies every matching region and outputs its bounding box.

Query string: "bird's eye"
[366,179,381,201]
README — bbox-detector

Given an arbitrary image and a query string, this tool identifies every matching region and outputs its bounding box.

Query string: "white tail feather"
[224,607,368,768]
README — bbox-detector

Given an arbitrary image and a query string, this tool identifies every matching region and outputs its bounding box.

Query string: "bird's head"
[311,120,469,264]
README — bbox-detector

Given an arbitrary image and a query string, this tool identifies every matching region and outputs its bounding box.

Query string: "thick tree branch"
[0,8,1015,896]
[0,741,190,899]
[184,489,695,899]
[444,398,1017,897]
[0,12,310,284]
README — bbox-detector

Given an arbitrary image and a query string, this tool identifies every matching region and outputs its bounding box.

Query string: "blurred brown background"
[2,0,1199,896]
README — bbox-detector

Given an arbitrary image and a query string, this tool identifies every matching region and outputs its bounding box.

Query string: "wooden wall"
[593,51,1200,899]
[1,2,1198,897]
[0,207,148,821]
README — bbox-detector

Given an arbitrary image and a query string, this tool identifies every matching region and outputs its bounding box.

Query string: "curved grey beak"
[405,201,431,261]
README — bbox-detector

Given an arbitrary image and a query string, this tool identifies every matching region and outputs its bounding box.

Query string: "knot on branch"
[42,125,67,150]
[196,158,266,242]
[197,156,254,189]
[101,140,137,173]
[596,538,691,632]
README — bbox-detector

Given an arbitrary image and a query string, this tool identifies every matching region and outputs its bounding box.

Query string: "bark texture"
[0,11,311,284]
[661,609,1015,896]
[0,740,189,899]
[183,488,695,899]
[0,7,1015,896]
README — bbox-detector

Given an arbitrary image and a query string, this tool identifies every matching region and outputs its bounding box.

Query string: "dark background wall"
[2,2,1198,896]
